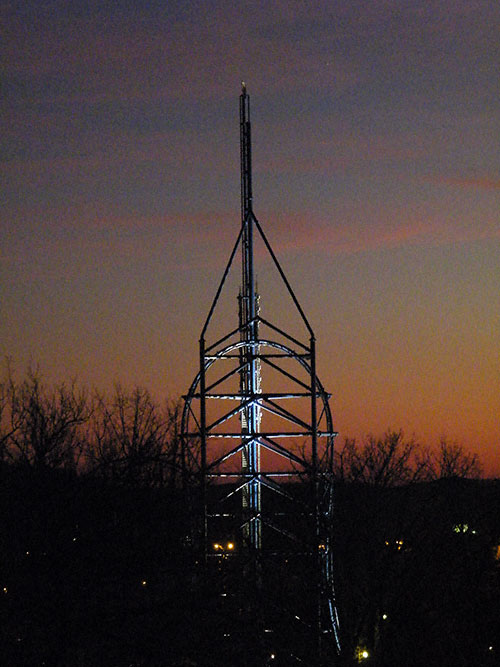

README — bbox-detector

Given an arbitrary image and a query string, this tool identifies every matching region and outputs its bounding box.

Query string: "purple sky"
[2,0,499,473]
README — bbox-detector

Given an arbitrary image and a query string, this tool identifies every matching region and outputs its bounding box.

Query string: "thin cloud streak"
[260,210,500,259]
[4,202,497,272]
[428,175,500,191]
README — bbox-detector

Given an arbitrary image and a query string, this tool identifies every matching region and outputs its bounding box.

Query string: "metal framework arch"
[181,336,336,475]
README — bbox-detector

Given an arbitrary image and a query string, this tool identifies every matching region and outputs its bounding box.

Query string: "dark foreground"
[2,465,500,666]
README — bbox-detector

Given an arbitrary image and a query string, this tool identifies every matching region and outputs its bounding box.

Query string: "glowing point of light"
[357,647,370,661]
[141,580,147,586]
[382,613,388,620]
[227,542,234,550]
[3,587,7,593]
[270,654,275,660]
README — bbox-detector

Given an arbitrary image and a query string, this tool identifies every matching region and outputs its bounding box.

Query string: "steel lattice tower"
[182,85,341,665]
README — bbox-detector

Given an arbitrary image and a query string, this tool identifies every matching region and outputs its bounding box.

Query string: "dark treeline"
[334,434,500,666]
[0,367,186,486]
[1,368,499,666]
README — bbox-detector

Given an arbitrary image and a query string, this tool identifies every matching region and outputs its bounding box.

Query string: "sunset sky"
[2,1,499,474]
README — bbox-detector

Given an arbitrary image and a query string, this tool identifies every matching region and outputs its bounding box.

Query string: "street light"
[213,541,236,552]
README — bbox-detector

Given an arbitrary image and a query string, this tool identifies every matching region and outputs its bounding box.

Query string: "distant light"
[489,645,493,651]
[453,523,469,533]
[270,654,275,660]
[382,614,388,620]
[141,580,147,586]
[385,539,404,550]
[3,587,7,594]
[227,542,234,550]
[357,647,370,661]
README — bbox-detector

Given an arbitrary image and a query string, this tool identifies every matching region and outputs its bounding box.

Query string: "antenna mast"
[239,83,261,551]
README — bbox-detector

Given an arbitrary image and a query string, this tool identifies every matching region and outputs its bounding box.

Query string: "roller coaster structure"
[181,85,341,665]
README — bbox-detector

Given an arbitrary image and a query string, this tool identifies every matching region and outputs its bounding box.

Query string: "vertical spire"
[240,83,252,223]
[239,84,261,551]
[239,82,255,333]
